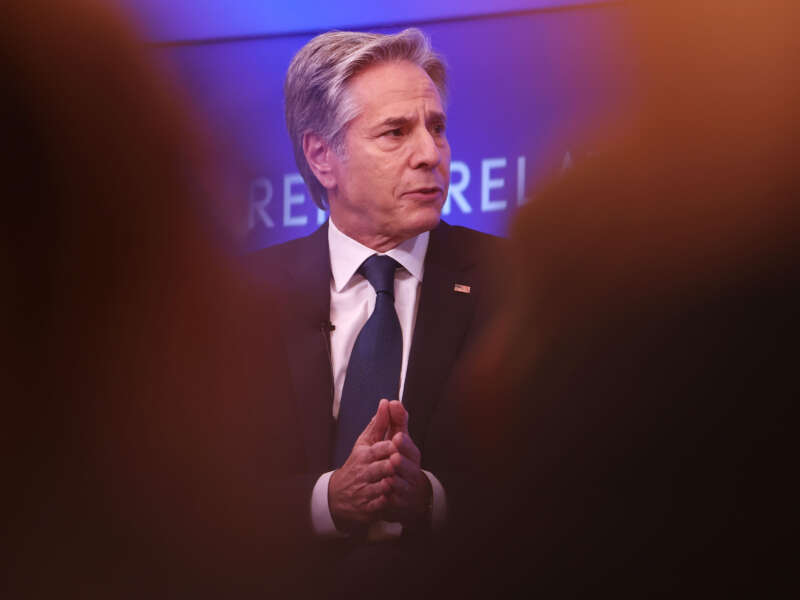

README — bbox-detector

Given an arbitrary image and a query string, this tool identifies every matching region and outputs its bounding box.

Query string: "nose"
[409,127,442,170]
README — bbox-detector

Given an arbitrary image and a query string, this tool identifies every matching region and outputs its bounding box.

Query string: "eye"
[431,122,446,135]
[382,128,404,137]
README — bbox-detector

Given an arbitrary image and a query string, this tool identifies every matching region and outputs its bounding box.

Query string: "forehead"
[345,60,444,121]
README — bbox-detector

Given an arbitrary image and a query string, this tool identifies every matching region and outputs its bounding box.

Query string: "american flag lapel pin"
[453,283,471,294]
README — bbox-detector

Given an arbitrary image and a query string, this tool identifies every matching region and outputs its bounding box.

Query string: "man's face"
[326,60,450,251]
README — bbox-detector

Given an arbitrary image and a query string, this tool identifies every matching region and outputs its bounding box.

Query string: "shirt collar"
[328,218,429,293]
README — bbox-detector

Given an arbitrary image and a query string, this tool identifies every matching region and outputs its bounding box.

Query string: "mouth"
[405,186,443,197]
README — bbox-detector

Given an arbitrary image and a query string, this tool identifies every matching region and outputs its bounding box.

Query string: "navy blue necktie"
[333,255,402,468]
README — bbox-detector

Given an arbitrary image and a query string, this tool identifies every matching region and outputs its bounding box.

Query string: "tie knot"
[359,254,399,295]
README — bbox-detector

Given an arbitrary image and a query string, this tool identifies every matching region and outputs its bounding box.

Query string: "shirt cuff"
[422,469,448,531]
[310,471,348,538]
[311,470,448,536]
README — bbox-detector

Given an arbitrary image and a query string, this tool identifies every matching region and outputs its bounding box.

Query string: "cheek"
[375,160,405,195]
[440,144,452,174]
[363,151,394,184]
[444,141,452,160]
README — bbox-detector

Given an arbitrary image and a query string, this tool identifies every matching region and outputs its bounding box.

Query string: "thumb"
[388,400,409,436]
[357,398,390,445]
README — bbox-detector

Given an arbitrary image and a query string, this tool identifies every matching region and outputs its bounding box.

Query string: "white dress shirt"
[310,219,447,539]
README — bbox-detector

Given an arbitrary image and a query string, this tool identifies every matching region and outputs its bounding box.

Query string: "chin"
[406,207,442,237]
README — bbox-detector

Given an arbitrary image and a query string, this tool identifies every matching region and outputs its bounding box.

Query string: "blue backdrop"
[119,1,629,249]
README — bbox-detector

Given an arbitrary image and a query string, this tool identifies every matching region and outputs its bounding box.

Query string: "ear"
[302,132,338,190]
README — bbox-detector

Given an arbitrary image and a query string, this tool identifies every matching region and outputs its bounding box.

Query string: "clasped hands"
[329,399,432,532]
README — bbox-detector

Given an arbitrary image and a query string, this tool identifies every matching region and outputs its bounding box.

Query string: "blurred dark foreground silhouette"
[3,1,798,598]
[1,1,310,597]
[433,2,798,597]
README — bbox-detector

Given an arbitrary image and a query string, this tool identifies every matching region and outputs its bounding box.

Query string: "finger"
[391,431,421,465]
[365,458,394,483]
[367,440,396,462]
[389,451,423,483]
[375,398,390,437]
[360,478,391,501]
[358,399,390,445]
[363,493,389,515]
[388,400,409,436]
[386,474,411,496]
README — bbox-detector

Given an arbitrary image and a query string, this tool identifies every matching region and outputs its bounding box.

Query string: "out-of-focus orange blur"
[446,2,798,597]
[2,1,302,597]
[3,1,797,597]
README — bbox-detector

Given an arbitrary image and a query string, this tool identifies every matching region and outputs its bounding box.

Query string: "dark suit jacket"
[244,220,504,544]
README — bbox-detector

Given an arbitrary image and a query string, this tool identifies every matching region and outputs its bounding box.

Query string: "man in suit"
[247,27,502,560]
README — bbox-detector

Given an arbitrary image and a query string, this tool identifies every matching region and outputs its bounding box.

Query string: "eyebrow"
[427,111,447,126]
[377,116,411,129]
[375,111,447,130]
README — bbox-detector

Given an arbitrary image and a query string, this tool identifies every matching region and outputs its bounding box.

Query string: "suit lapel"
[278,224,335,472]
[403,222,478,452]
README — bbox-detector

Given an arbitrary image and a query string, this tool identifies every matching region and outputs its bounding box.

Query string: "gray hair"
[284,28,448,209]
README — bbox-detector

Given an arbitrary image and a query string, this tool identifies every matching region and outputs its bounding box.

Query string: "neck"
[330,216,406,254]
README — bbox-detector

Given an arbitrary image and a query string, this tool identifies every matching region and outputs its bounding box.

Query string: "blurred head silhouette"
[2,1,297,597]
[448,2,798,597]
